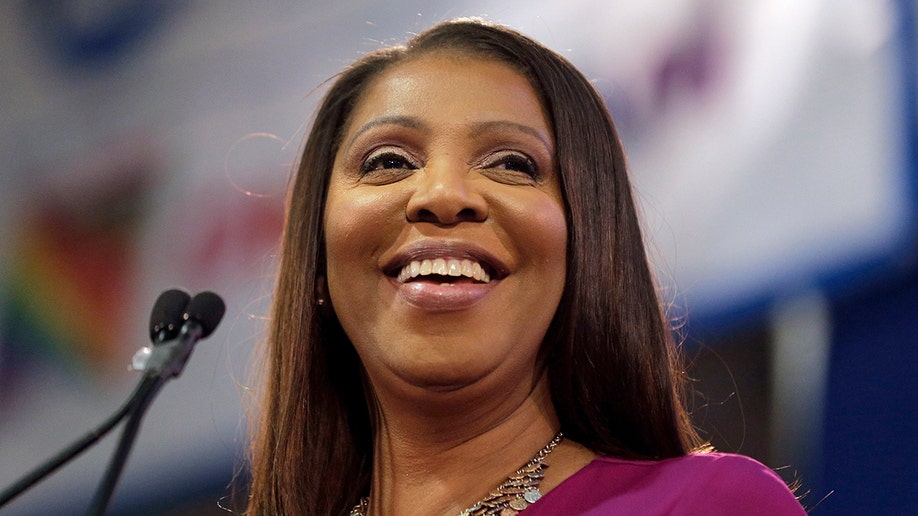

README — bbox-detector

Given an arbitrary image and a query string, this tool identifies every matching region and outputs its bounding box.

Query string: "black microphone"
[0,289,194,509]
[87,291,226,515]
[140,291,225,380]
[0,289,225,514]
[149,289,191,343]
[182,290,226,339]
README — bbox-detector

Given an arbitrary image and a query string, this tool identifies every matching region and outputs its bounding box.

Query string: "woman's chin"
[393,365,490,393]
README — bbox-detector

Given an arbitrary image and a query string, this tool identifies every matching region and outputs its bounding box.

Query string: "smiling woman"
[325,54,567,396]
[247,18,805,516]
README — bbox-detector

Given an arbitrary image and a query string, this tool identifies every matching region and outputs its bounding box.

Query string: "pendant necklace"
[350,432,563,516]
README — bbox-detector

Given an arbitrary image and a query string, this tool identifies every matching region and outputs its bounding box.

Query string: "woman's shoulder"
[528,452,806,515]
[593,452,805,514]
[594,450,794,482]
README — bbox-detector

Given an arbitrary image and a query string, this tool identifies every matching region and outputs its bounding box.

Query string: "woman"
[248,18,805,515]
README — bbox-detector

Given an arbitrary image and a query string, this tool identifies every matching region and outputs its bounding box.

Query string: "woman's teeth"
[396,258,491,284]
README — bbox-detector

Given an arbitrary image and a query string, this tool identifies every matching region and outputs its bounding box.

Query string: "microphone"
[0,289,226,514]
[139,291,225,380]
[87,291,226,515]
[149,289,191,342]
[182,290,227,339]
[133,289,191,373]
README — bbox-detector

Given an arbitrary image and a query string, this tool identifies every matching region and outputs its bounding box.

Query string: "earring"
[316,275,328,310]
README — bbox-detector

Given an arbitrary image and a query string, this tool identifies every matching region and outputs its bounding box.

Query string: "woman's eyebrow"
[345,115,428,150]
[468,120,553,151]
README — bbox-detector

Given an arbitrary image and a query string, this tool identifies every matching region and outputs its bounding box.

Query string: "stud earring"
[315,275,329,311]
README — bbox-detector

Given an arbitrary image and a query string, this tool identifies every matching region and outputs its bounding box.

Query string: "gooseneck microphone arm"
[0,289,224,516]
[0,377,156,508]
[86,291,225,515]
[85,376,165,515]
[87,292,226,516]
[0,289,189,509]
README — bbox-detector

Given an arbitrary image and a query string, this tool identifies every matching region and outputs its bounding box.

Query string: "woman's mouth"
[381,241,508,310]
[395,258,492,284]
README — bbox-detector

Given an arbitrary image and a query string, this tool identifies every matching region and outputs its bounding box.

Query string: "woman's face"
[324,53,567,394]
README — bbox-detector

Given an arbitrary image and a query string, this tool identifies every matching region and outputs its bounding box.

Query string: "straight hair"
[248,18,703,516]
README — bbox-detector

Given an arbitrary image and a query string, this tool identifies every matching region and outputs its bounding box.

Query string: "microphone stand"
[0,377,156,508]
[85,320,205,515]
[0,290,223,515]
[85,376,164,515]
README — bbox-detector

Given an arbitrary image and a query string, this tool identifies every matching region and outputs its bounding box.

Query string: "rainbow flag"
[1,171,149,380]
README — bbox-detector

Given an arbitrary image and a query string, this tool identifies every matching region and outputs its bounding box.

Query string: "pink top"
[524,452,806,515]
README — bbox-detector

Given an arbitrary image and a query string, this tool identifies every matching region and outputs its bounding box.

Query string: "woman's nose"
[405,161,488,225]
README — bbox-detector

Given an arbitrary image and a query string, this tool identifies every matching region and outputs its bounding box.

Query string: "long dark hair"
[248,18,703,516]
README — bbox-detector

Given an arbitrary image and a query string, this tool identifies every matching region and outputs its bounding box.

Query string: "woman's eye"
[360,151,418,174]
[485,153,538,178]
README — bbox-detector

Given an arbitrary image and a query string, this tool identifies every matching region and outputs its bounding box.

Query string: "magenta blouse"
[524,452,806,515]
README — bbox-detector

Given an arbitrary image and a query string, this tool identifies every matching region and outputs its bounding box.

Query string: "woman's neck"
[363,371,595,516]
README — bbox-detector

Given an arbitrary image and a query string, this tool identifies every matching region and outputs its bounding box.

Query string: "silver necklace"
[350,432,563,516]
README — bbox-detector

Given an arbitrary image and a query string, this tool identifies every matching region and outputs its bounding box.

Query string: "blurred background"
[0,1,914,514]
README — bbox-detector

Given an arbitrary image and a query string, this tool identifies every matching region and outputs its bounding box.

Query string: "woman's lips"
[382,241,507,311]
[388,275,496,311]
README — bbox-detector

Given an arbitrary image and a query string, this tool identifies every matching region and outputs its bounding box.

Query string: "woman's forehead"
[341,53,552,144]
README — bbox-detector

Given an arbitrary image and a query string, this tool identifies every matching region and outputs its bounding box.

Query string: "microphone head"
[183,291,226,338]
[149,289,191,342]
